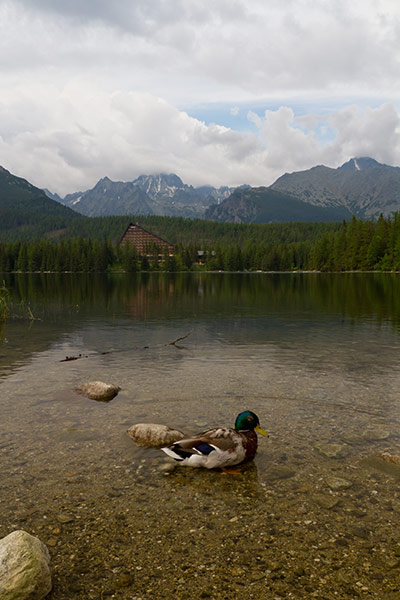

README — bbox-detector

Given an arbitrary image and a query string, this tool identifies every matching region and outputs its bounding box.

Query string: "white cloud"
[248,107,321,170]
[0,84,264,194]
[1,0,400,103]
[248,103,400,175]
[1,81,399,195]
[327,103,400,165]
[0,0,400,193]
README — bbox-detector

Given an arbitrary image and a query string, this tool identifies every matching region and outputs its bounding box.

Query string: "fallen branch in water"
[168,330,193,347]
[60,330,193,362]
[60,354,89,362]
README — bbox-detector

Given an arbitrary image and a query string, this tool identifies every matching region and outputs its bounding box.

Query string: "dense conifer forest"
[1,214,400,272]
[0,211,341,245]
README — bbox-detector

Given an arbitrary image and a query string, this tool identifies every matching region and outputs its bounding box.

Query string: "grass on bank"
[0,281,9,321]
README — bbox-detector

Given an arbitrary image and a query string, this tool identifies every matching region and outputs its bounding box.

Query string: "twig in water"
[59,330,194,363]
[168,330,193,347]
[60,354,88,362]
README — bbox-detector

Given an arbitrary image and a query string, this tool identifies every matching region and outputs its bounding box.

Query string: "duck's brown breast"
[241,430,258,461]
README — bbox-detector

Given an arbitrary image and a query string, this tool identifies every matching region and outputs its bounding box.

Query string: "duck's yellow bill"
[255,424,268,437]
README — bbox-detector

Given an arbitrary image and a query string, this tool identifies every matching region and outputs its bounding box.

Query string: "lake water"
[1,272,400,599]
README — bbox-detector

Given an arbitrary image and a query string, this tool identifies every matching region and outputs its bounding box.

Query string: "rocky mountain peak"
[339,157,380,172]
[96,176,113,185]
[270,156,400,219]
[134,173,186,199]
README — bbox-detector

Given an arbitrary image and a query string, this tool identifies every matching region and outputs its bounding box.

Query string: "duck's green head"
[235,410,268,437]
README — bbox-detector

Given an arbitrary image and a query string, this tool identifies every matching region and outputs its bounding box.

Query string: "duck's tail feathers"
[161,446,187,461]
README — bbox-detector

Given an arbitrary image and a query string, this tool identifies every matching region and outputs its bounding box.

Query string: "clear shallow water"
[1,273,400,599]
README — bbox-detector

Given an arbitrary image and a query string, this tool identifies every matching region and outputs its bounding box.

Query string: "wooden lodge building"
[120,223,174,256]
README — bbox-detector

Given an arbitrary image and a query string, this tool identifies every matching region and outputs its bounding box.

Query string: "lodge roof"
[120,222,174,254]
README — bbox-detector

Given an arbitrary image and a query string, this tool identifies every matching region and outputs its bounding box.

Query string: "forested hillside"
[0,166,83,241]
[0,211,341,246]
[205,186,350,223]
[1,214,400,272]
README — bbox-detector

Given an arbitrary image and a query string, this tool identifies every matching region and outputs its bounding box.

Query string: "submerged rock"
[340,435,366,446]
[314,443,349,459]
[264,465,296,480]
[157,461,177,474]
[325,475,353,490]
[0,530,52,600]
[56,513,74,524]
[360,455,400,478]
[350,525,371,540]
[378,452,400,465]
[127,423,186,447]
[313,494,340,510]
[75,381,121,402]
[363,428,390,441]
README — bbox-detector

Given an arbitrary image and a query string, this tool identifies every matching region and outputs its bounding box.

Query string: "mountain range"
[204,186,351,223]
[43,157,400,223]
[2,157,400,232]
[206,157,400,223]
[271,157,400,219]
[50,173,240,219]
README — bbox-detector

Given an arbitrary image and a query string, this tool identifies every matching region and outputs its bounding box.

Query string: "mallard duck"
[161,410,268,470]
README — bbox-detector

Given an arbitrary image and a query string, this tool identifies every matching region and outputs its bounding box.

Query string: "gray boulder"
[0,530,52,600]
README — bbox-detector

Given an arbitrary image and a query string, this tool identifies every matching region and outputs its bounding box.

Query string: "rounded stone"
[264,465,296,480]
[314,443,349,459]
[75,381,121,402]
[378,452,400,465]
[363,428,390,441]
[127,423,186,447]
[56,513,74,524]
[157,462,177,474]
[312,494,340,510]
[0,530,52,600]
[325,476,353,490]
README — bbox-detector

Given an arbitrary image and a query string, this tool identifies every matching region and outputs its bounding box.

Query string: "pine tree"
[122,242,139,272]
[17,243,28,272]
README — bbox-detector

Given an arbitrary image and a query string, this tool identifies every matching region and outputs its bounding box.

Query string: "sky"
[1,0,400,196]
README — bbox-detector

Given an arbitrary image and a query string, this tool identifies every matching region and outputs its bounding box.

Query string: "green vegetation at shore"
[1,214,400,272]
[0,281,9,320]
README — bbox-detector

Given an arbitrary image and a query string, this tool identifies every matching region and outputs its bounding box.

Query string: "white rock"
[127,423,185,447]
[0,530,52,600]
[75,381,121,401]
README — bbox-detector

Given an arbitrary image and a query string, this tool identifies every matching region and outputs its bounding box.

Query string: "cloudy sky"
[1,0,400,195]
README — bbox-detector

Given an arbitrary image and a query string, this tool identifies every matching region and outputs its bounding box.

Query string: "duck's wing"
[162,427,241,462]
[198,427,240,450]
